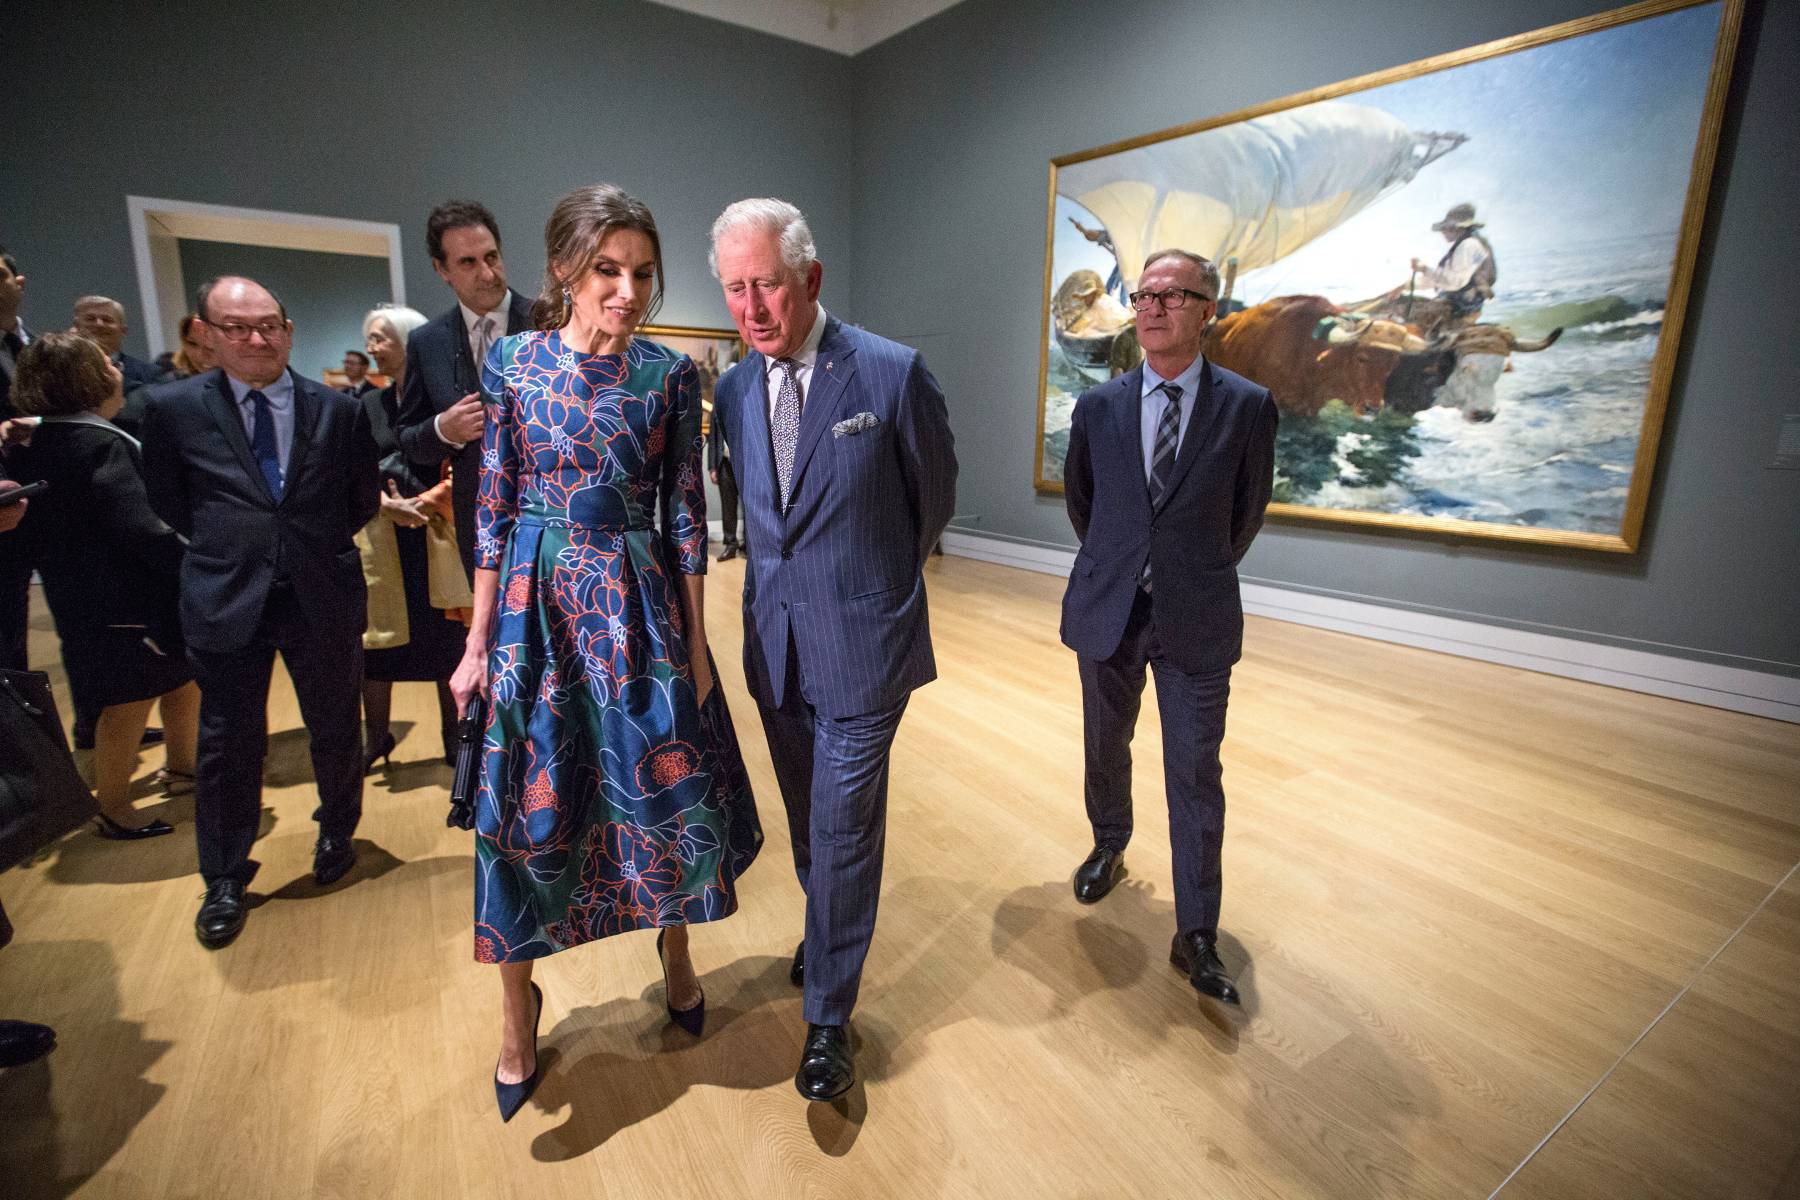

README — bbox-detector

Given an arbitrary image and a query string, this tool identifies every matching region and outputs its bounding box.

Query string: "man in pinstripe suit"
[710,199,957,1102]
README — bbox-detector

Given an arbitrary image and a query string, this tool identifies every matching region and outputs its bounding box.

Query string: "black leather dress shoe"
[794,1023,854,1102]
[0,1019,57,1067]
[1073,845,1126,903]
[717,544,738,562]
[313,836,357,885]
[1170,931,1240,1005]
[790,941,805,988]
[195,879,248,948]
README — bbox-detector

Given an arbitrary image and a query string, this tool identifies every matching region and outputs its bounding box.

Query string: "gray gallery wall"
[176,241,390,382]
[7,0,1796,676]
[4,0,854,356]
[849,0,1800,675]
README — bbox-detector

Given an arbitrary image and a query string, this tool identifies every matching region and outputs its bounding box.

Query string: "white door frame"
[125,196,405,356]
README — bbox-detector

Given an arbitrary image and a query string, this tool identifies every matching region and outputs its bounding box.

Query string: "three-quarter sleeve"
[659,356,707,575]
[475,337,518,570]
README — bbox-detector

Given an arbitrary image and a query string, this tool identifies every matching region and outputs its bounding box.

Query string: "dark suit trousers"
[0,546,31,671]
[1078,588,1233,940]
[188,587,364,886]
[716,458,743,550]
[758,637,908,1026]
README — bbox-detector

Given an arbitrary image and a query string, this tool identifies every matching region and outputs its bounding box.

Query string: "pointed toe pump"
[494,982,543,1122]
[657,929,706,1037]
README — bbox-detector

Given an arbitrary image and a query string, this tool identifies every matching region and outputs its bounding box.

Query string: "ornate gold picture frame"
[1033,0,1745,553]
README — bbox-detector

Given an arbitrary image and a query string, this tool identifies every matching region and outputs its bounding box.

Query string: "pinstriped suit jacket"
[713,317,957,720]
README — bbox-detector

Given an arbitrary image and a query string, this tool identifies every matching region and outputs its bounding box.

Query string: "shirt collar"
[225,368,295,409]
[1141,353,1205,402]
[460,293,512,334]
[767,305,828,371]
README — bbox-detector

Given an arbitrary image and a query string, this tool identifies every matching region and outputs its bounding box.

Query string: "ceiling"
[644,0,966,56]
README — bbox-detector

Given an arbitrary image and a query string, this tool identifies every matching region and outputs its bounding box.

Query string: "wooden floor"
[2,554,1796,1199]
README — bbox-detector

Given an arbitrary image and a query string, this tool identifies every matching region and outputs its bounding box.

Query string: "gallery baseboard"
[935,529,1800,725]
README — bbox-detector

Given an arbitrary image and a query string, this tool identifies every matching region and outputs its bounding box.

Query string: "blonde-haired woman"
[356,304,471,771]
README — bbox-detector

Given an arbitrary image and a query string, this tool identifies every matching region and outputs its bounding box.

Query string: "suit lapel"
[1111,366,1151,513]
[282,371,319,506]
[736,352,778,515]
[201,369,276,505]
[784,318,856,507]
[505,292,533,336]
[447,306,476,396]
[1152,358,1220,514]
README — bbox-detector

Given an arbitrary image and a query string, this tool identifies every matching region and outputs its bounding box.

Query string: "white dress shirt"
[764,304,828,420]
[1139,354,1204,483]
[1418,236,1491,292]
[435,291,514,450]
[226,368,296,479]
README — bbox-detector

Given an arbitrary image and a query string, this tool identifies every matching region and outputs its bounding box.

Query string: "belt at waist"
[515,516,654,533]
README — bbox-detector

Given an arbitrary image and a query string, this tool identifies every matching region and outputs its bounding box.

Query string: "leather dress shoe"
[790,941,804,988]
[195,879,249,948]
[0,1019,57,1067]
[1170,931,1240,1005]
[794,1023,854,1102]
[313,836,357,885]
[717,544,738,562]
[1073,845,1126,903]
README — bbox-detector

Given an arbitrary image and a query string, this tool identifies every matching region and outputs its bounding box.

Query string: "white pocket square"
[833,412,880,438]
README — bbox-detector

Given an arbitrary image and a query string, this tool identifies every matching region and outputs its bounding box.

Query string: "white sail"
[1060,102,1464,288]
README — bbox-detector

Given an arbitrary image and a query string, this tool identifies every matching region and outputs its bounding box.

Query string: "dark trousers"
[758,637,907,1027]
[1078,588,1233,939]
[188,588,364,886]
[0,548,31,672]
[717,458,743,550]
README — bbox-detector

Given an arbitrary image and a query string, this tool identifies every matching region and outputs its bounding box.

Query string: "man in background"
[339,350,376,397]
[72,296,157,389]
[395,200,532,580]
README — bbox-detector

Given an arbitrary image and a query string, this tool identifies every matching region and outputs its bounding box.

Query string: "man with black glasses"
[143,276,380,947]
[1058,249,1276,1007]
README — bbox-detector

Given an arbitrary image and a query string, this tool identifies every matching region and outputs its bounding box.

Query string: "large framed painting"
[639,323,745,435]
[1033,0,1744,552]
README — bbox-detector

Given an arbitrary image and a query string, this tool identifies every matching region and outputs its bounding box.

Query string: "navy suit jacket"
[714,317,957,720]
[141,368,381,654]
[1060,358,1276,674]
[395,292,534,576]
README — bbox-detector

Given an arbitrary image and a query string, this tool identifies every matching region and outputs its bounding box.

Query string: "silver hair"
[1142,249,1222,300]
[708,198,817,277]
[363,303,429,345]
[72,294,125,317]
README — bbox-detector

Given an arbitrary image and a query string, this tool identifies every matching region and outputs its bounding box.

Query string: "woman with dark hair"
[449,184,760,1120]
[9,332,198,837]
[356,303,469,770]
[156,314,216,382]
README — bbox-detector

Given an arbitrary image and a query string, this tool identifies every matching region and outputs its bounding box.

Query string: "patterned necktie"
[1141,382,1183,591]
[247,389,284,500]
[772,357,802,509]
[472,315,496,371]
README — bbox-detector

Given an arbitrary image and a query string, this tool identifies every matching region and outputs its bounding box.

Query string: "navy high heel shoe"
[494,981,542,1122]
[656,929,706,1037]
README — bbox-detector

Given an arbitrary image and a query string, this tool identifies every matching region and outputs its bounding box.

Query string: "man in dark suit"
[0,247,34,672]
[711,199,957,1101]
[395,201,532,580]
[72,296,157,389]
[706,407,745,560]
[142,275,380,948]
[338,350,377,397]
[1060,249,1277,1007]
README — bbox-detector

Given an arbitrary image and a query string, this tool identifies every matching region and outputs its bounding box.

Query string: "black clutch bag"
[446,695,486,830]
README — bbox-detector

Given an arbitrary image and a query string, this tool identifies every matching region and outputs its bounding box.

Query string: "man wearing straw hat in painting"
[1407,202,1497,330]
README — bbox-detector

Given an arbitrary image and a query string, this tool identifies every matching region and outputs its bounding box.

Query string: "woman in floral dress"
[449,184,760,1120]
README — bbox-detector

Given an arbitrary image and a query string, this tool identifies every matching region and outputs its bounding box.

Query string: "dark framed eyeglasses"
[1128,287,1214,311]
[201,318,288,342]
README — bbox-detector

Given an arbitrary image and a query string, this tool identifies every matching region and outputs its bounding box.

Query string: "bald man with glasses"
[1059,249,1277,1008]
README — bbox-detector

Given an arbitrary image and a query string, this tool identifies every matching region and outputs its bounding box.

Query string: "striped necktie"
[1141,381,1182,591]
[772,357,801,508]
